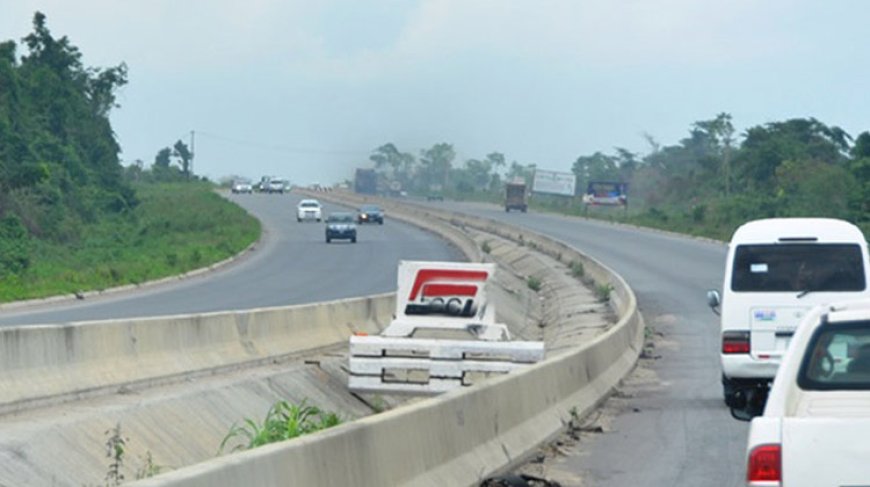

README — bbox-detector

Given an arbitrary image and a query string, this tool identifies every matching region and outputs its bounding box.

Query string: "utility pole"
[189,130,195,180]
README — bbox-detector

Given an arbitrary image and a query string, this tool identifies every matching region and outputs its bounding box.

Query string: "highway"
[0,193,462,326]
[2,192,749,486]
[419,200,748,487]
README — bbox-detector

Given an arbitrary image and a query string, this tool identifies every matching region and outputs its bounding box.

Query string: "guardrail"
[0,294,395,415]
[132,192,644,487]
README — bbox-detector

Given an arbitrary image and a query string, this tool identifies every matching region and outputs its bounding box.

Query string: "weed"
[368,395,388,413]
[134,451,164,480]
[570,260,585,279]
[527,276,542,292]
[595,283,614,302]
[104,423,127,486]
[481,240,492,254]
[219,399,343,454]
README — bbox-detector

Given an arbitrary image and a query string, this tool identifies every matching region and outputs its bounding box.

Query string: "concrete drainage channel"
[0,191,641,486]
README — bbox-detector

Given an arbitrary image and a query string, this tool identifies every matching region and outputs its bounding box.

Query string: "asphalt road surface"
[419,200,748,487]
[0,192,462,326]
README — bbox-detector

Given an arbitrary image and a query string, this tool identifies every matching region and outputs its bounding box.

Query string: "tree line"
[0,12,134,276]
[0,13,199,279]
[367,113,870,234]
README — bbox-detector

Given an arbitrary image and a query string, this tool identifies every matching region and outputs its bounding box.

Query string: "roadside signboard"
[532,169,576,197]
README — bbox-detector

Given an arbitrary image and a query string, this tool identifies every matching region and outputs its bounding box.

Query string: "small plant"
[527,276,542,292]
[570,260,585,279]
[368,395,388,413]
[104,423,128,486]
[595,283,614,302]
[481,240,492,254]
[219,399,343,453]
[135,451,164,480]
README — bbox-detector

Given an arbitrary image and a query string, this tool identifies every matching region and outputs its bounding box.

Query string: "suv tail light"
[747,444,781,484]
[723,330,751,354]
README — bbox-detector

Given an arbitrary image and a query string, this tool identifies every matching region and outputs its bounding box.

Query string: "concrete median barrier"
[0,293,395,415]
[131,192,644,487]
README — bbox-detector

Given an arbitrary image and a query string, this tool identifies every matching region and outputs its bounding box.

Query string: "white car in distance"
[231,179,253,194]
[296,199,322,222]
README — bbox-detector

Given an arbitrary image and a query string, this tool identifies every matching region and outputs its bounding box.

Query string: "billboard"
[582,181,628,206]
[532,169,576,197]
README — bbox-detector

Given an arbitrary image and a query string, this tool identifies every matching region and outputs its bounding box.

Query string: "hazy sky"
[2,1,869,185]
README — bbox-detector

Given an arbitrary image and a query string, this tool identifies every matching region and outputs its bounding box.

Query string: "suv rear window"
[731,244,865,292]
[799,321,870,390]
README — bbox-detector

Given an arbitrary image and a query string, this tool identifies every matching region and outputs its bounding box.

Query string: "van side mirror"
[706,290,721,316]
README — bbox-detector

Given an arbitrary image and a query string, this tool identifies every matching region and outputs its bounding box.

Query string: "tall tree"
[154,147,171,169]
[173,140,193,178]
[694,112,735,195]
[420,143,455,189]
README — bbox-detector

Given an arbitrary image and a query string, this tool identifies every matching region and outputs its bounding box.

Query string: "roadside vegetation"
[0,13,259,303]
[219,400,343,453]
[363,115,870,241]
[0,181,259,302]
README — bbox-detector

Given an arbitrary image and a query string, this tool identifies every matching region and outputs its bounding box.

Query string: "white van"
[707,218,870,410]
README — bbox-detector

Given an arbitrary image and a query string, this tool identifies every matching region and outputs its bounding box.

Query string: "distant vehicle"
[325,212,357,243]
[426,184,444,201]
[504,181,527,212]
[706,218,870,412]
[256,175,272,192]
[296,199,322,222]
[582,181,628,207]
[354,168,377,195]
[741,299,870,486]
[231,179,253,194]
[265,178,288,194]
[357,204,384,224]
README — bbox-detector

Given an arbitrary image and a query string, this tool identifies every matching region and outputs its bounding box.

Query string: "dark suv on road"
[325,212,357,243]
[357,204,384,224]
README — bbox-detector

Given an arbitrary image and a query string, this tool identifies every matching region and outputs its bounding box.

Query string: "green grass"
[0,182,260,302]
[219,400,342,453]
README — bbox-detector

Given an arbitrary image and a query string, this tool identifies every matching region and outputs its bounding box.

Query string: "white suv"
[296,199,322,222]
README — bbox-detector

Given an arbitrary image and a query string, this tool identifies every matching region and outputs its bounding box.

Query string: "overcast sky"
[2,1,869,185]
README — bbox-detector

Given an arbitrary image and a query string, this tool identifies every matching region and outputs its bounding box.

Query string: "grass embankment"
[0,182,260,303]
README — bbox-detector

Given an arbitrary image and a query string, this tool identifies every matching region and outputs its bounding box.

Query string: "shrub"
[0,215,31,277]
[596,283,614,302]
[570,260,585,279]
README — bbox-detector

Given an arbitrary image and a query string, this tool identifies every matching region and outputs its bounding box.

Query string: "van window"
[798,321,870,390]
[731,244,865,293]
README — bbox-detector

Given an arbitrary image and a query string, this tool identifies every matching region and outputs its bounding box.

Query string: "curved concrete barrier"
[0,294,395,415]
[132,193,644,487]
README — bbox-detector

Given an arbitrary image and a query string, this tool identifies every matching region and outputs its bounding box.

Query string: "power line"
[195,130,370,157]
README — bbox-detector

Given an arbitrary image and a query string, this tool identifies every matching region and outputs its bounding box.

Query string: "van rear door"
[749,305,809,359]
[732,242,867,358]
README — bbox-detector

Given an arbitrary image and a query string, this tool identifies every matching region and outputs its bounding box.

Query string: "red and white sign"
[397,261,496,324]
